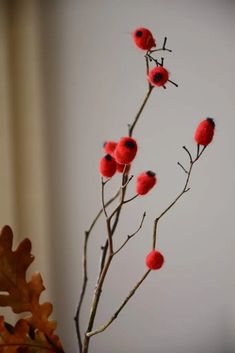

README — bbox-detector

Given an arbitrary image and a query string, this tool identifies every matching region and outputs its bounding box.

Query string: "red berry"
[194,118,215,146]
[114,137,138,165]
[148,66,169,87]
[116,163,131,173]
[146,250,164,270]
[103,141,117,157]
[99,154,117,178]
[136,171,157,195]
[132,27,156,50]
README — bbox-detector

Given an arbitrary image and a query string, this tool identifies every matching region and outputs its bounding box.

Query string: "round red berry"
[194,118,215,146]
[136,171,157,195]
[132,27,156,51]
[146,250,164,270]
[114,137,138,165]
[148,66,169,87]
[99,154,117,178]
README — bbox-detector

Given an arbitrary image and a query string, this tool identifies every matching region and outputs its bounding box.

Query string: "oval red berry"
[136,171,157,195]
[194,118,215,146]
[132,27,156,51]
[99,154,117,178]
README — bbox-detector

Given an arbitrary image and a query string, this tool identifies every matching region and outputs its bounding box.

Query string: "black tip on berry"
[125,140,136,149]
[136,30,142,37]
[146,170,156,177]
[206,117,215,128]
[105,154,112,161]
[153,73,163,83]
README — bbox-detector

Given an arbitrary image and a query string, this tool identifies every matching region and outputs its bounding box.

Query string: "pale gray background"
[40,1,235,352]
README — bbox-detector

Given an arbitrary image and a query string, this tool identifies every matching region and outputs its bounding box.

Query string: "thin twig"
[145,54,152,90]
[101,177,108,218]
[183,145,193,164]
[152,144,207,249]
[123,194,138,204]
[122,175,134,189]
[114,212,146,255]
[75,189,120,351]
[86,270,151,337]
[177,162,188,174]
[128,85,153,137]
[150,37,172,53]
[82,167,129,353]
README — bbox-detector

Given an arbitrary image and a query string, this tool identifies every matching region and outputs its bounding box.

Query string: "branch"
[74,189,120,351]
[128,85,153,137]
[150,36,172,53]
[81,53,156,353]
[152,144,207,249]
[114,212,146,255]
[86,270,151,337]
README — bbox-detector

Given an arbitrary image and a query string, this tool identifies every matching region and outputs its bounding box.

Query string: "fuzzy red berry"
[132,27,156,50]
[148,66,169,87]
[103,141,117,157]
[194,118,215,146]
[146,250,164,270]
[114,137,138,165]
[136,171,157,195]
[99,154,117,178]
[116,163,131,173]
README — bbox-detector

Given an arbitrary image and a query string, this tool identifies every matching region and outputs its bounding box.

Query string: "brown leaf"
[0,316,57,353]
[0,226,64,352]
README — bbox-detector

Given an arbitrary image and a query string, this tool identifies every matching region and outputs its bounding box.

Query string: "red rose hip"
[136,171,157,195]
[146,250,164,270]
[132,27,156,51]
[114,137,138,165]
[194,118,215,146]
[148,66,169,87]
[99,154,117,178]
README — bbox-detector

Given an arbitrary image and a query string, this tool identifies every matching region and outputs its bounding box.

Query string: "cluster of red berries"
[99,137,157,196]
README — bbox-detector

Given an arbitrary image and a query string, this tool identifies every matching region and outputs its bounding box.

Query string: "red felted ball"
[194,118,215,146]
[116,163,131,173]
[136,171,157,195]
[148,66,169,87]
[132,27,156,51]
[145,250,164,270]
[99,154,117,178]
[114,137,138,165]
[103,141,117,157]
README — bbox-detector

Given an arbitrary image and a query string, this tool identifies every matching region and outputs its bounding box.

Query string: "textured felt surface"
[99,154,117,178]
[114,137,138,164]
[146,250,164,270]
[136,171,157,195]
[148,66,169,87]
[194,118,215,146]
[132,27,156,50]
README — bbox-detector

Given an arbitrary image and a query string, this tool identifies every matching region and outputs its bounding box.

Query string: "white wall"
[40,1,235,352]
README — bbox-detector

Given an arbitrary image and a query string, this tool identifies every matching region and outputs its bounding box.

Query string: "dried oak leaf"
[0,226,63,352]
[0,316,57,353]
